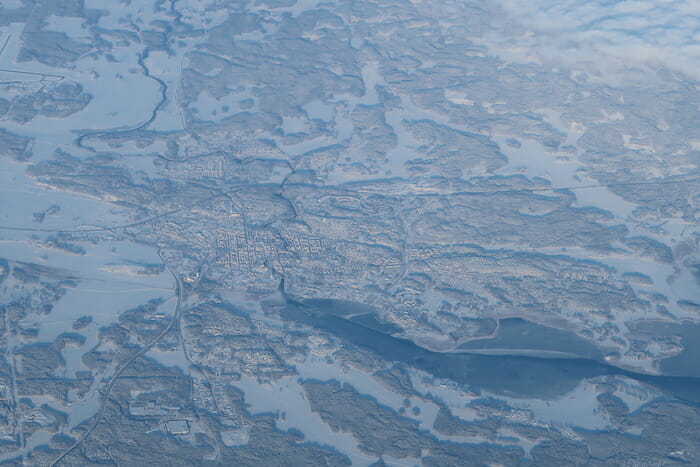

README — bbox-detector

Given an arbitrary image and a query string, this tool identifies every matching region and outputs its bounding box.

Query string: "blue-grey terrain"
[0,0,699,465]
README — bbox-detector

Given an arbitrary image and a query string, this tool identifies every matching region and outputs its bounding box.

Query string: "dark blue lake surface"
[284,299,700,405]
[630,320,700,378]
[457,317,602,360]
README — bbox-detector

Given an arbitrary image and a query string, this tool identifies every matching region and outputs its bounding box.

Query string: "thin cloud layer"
[486,0,700,82]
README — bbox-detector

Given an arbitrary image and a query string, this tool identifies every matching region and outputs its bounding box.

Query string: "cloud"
[483,0,700,82]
